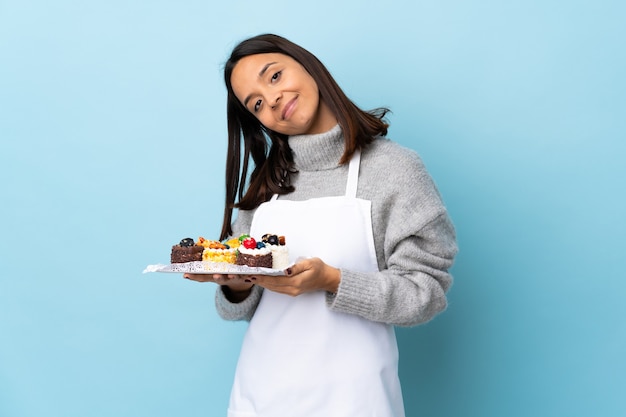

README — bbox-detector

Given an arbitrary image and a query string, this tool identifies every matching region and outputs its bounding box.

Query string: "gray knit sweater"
[215,125,457,327]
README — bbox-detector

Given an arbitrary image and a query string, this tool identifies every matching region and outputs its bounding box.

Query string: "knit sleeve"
[215,284,264,321]
[326,142,458,326]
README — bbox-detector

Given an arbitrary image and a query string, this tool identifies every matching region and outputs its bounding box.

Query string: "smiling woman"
[183,33,458,417]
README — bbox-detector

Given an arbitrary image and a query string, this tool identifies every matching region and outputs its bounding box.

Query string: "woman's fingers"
[251,257,339,295]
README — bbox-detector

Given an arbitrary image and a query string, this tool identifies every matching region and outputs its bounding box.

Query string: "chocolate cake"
[235,236,273,268]
[236,250,273,268]
[171,238,203,263]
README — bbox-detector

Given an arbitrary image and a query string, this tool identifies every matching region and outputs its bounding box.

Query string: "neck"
[304,100,337,135]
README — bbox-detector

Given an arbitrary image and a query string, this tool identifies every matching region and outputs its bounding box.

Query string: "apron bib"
[228,150,405,417]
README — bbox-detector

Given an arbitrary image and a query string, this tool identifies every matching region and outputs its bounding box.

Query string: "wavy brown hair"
[220,34,389,240]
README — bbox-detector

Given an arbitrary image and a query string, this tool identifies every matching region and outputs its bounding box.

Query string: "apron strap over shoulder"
[345,149,361,198]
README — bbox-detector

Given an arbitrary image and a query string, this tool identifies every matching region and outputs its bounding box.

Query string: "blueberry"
[180,238,195,247]
[256,241,266,249]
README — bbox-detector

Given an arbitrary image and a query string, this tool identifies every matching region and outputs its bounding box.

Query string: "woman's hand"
[251,257,340,296]
[183,273,254,302]
[182,257,340,298]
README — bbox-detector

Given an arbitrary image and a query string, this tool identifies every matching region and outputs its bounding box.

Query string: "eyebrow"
[243,61,278,107]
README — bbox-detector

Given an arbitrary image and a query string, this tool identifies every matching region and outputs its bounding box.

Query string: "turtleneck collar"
[287,124,345,171]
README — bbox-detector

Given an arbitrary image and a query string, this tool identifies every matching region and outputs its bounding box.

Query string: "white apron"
[228,150,405,417]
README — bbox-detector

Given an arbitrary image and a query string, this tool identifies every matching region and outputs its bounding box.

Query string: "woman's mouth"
[281,96,298,120]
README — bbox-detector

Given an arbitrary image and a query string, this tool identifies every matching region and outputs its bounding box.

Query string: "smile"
[281,96,298,120]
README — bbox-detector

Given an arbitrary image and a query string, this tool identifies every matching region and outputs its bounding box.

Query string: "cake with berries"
[197,237,237,264]
[171,238,204,263]
[235,235,273,268]
[170,234,288,269]
[261,234,290,269]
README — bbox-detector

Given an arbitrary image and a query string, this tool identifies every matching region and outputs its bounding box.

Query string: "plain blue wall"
[1,1,624,416]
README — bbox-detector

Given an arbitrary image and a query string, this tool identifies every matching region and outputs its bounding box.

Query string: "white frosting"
[268,245,290,269]
[204,248,234,254]
[238,246,271,256]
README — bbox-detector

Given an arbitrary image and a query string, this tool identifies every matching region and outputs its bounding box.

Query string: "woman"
[184,33,457,417]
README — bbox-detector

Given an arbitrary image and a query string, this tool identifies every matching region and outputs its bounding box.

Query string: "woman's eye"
[253,99,262,112]
[271,71,282,82]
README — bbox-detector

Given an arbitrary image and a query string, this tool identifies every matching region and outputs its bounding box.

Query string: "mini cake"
[171,238,203,263]
[262,234,290,269]
[236,236,273,268]
[199,238,236,264]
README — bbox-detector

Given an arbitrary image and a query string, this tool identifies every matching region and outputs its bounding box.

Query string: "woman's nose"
[270,92,281,109]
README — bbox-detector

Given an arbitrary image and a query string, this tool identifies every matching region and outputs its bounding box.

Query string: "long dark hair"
[220,33,389,240]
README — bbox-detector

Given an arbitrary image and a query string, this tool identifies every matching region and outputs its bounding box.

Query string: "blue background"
[1,1,625,416]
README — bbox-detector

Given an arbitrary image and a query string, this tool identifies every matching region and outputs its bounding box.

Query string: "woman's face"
[230,53,337,136]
